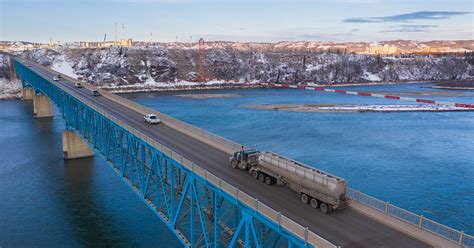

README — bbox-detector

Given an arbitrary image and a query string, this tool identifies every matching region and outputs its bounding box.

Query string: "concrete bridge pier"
[62,130,94,159]
[21,88,34,100]
[33,94,53,118]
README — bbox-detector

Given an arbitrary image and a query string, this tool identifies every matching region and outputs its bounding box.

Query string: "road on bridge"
[28,63,430,248]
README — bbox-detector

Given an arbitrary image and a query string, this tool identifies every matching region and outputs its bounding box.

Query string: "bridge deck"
[29,63,430,248]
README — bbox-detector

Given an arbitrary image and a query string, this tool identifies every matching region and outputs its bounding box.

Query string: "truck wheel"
[252,171,259,179]
[300,193,309,204]
[264,176,273,185]
[319,203,329,214]
[258,173,265,183]
[310,198,319,209]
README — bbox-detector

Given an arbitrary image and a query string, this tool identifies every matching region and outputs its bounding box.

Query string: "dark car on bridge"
[91,90,100,96]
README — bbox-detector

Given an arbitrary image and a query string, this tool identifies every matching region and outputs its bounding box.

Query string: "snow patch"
[362,71,381,81]
[0,78,22,99]
[51,55,78,79]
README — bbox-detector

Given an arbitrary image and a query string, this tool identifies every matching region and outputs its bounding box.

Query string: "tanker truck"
[229,149,347,214]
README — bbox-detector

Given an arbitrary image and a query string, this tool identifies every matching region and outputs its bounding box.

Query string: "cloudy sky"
[1,0,472,43]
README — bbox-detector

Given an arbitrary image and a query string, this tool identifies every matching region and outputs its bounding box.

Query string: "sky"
[0,0,473,43]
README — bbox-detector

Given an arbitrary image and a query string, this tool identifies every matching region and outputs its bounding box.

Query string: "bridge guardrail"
[34,66,241,154]
[40,70,336,248]
[347,188,473,247]
[112,115,337,248]
[96,88,244,153]
[29,61,471,248]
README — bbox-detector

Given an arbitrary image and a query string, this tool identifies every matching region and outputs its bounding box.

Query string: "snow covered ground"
[50,54,78,79]
[0,78,22,100]
[319,104,472,112]
[102,80,262,93]
[245,103,473,112]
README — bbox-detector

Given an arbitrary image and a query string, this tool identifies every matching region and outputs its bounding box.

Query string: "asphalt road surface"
[27,62,431,248]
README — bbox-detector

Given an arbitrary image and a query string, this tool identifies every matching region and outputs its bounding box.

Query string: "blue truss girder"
[14,60,312,248]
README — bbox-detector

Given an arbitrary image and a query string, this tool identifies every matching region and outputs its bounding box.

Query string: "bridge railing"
[347,188,473,247]
[96,88,243,153]
[108,113,337,248]
[30,65,242,154]
[38,69,336,248]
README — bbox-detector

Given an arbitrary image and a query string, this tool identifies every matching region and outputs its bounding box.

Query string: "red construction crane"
[198,38,206,83]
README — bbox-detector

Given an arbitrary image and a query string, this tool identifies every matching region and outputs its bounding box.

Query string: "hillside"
[18,46,474,85]
[0,42,473,98]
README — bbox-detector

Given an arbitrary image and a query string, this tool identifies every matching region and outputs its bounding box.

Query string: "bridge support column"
[33,94,53,118]
[62,130,94,159]
[21,88,34,100]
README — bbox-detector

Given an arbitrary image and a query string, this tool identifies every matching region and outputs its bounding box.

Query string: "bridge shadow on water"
[62,158,130,247]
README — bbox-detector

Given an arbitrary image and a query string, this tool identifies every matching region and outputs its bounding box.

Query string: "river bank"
[2,78,473,100]
[0,78,21,100]
[431,81,474,90]
[432,86,474,90]
[176,93,241,99]
[101,82,265,94]
[244,103,474,113]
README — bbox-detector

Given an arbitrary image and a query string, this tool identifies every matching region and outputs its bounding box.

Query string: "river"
[0,82,472,246]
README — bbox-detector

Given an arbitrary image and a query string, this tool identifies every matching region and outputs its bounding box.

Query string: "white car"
[144,114,160,124]
[53,77,59,81]
[75,82,83,88]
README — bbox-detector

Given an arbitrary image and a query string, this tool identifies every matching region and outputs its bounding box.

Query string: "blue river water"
[0,82,472,246]
[0,100,181,246]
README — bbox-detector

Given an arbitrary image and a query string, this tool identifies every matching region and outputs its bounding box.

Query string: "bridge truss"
[14,60,331,248]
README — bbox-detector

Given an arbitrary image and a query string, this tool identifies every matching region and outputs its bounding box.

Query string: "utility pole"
[198,38,206,83]
[302,54,306,70]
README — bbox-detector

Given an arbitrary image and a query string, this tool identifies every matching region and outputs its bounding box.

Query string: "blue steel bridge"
[11,57,473,248]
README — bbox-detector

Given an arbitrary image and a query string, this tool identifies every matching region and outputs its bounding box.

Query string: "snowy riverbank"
[0,79,21,100]
[245,104,474,113]
[101,80,264,94]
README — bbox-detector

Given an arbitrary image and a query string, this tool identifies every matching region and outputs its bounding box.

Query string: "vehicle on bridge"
[91,90,101,96]
[230,149,347,214]
[75,82,83,88]
[144,114,161,124]
[53,77,59,81]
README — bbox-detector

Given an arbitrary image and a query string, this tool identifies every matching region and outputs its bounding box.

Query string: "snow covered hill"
[19,46,474,85]
[1,44,473,99]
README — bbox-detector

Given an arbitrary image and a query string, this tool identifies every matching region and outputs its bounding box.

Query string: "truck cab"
[229,149,260,170]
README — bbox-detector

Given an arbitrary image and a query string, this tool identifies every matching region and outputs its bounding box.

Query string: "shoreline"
[2,79,473,100]
[244,104,474,113]
[431,86,474,90]
[106,79,474,95]
[176,93,241,99]
[100,80,441,95]
[101,83,265,94]
[308,79,474,88]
